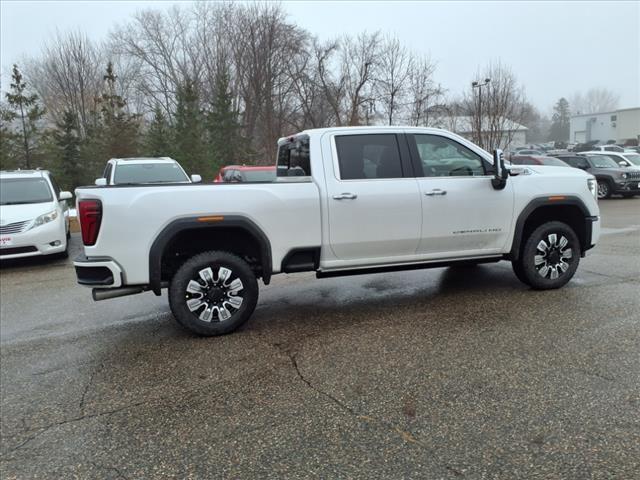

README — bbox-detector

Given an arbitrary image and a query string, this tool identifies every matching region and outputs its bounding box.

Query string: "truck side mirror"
[95,178,107,186]
[491,149,508,190]
[191,174,202,183]
[59,191,73,201]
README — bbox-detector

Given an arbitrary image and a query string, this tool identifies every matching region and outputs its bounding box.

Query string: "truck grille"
[625,171,640,180]
[0,220,31,235]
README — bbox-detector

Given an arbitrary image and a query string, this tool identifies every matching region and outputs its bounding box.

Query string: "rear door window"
[334,134,403,180]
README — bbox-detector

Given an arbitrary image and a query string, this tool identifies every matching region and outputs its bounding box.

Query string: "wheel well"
[160,227,264,283]
[516,205,587,258]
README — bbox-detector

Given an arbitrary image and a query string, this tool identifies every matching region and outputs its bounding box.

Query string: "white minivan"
[0,170,72,260]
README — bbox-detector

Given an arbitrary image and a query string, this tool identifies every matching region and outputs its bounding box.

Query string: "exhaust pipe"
[92,286,147,301]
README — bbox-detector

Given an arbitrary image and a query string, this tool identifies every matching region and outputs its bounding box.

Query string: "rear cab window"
[334,134,404,180]
[277,135,311,177]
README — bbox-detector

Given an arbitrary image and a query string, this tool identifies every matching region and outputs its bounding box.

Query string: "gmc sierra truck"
[74,127,600,336]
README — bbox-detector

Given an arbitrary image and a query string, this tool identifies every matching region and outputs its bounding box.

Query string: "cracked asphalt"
[1,199,639,479]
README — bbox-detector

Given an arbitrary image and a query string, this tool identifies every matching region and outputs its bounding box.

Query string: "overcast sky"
[1,0,638,114]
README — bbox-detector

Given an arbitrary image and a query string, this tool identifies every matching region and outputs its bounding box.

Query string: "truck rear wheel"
[512,221,580,290]
[168,251,259,336]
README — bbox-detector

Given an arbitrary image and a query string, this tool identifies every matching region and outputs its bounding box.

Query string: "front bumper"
[612,181,640,195]
[0,220,66,260]
[74,254,124,287]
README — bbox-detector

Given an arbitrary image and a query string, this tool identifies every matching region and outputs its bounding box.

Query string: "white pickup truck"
[74,127,600,336]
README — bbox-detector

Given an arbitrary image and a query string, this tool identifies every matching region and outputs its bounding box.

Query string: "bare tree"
[464,62,527,150]
[340,32,381,126]
[25,30,103,136]
[110,6,204,116]
[376,36,413,125]
[570,87,620,114]
[406,55,444,127]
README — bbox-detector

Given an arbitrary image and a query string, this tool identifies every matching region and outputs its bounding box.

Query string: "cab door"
[407,133,514,258]
[324,132,422,262]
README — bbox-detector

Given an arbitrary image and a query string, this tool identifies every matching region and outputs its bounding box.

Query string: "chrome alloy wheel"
[185,266,244,322]
[597,182,609,199]
[534,233,573,280]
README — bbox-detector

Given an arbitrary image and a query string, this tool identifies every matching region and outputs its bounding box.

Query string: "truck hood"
[0,201,56,225]
[515,165,592,179]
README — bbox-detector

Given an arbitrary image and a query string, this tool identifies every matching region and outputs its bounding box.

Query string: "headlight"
[30,210,58,230]
[587,179,597,199]
[621,172,628,179]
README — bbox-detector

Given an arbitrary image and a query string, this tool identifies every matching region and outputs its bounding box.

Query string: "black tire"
[597,180,612,199]
[511,260,531,286]
[168,251,258,336]
[513,221,580,290]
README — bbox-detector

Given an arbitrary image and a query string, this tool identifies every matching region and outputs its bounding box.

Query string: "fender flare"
[149,215,272,294]
[510,196,592,261]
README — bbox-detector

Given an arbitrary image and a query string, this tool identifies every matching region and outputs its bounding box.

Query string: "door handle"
[424,189,447,196]
[332,193,358,200]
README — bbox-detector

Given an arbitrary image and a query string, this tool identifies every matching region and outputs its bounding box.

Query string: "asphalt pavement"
[1,199,639,479]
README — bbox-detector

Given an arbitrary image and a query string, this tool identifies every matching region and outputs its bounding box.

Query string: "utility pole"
[472,78,490,148]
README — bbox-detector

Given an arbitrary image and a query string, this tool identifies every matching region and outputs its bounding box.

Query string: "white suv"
[95,157,201,186]
[0,170,72,260]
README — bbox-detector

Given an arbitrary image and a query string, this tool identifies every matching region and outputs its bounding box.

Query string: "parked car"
[573,141,600,152]
[623,146,640,154]
[582,151,640,170]
[591,145,626,153]
[95,157,201,186]
[510,155,570,167]
[214,165,276,183]
[74,126,600,336]
[551,153,640,199]
[0,170,72,259]
[514,149,544,156]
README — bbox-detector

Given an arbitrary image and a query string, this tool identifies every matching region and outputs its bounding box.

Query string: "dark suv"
[552,154,640,199]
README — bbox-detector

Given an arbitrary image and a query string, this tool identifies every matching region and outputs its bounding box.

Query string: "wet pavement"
[1,199,639,479]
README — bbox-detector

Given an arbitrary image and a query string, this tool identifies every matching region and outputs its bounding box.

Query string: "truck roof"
[110,157,178,165]
[278,126,461,144]
[0,170,48,179]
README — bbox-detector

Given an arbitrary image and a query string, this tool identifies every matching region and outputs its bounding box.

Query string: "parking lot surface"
[1,199,639,479]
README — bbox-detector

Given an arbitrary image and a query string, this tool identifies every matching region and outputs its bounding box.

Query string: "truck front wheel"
[512,221,580,290]
[168,251,259,336]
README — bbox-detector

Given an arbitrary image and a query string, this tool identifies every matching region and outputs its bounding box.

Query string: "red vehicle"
[510,155,570,167]
[214,165,276,183]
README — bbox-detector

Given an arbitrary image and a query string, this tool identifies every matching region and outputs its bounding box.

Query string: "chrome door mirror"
[491,149,508,190]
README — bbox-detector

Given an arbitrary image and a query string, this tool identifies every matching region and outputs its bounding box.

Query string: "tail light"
[78,199,102,246]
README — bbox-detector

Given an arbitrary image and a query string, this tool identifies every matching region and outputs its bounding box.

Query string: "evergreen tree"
[207,72,243,170]
[550,97,571,143]
[52,110,81,190]
[0,103,20,170]
[173,78,207,176]
[95,62,140,159]
[145,105,172,156]
[4,64,45,169]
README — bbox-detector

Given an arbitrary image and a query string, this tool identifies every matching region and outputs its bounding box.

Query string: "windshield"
[587,155,619,168]
[242,169,276,182]
[114,163,189,184]
[0,178,53,205]
[623,153,640,166]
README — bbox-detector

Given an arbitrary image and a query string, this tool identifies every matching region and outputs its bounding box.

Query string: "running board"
[316,256,504,279]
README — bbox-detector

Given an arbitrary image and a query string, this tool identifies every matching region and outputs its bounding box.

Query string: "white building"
[434,116,528,150]
[570,107,640,144]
